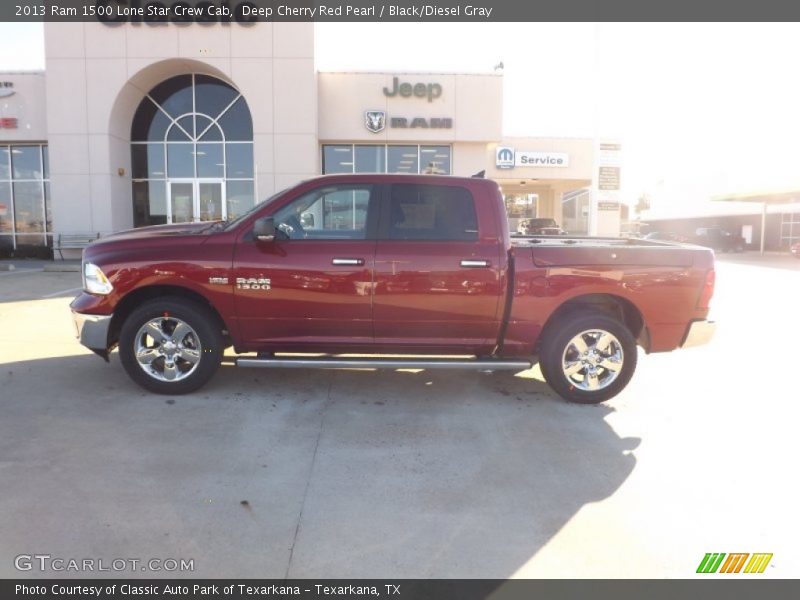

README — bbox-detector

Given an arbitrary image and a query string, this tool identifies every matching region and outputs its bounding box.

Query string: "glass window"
[12,146,42,179]
[15,234,45,248]
[355,145,385,173]
[199,123,223,142]
[0,146,9,180]
[0,144,48,256]
[131,144,166,179]
[216,97,252,141]
[44,181,51,232]
[322,145,353,174]
[388,184,478,241]
[225,144,253,178]
[387,146,419,174]
[195,143,224,178]
[167,144,194,178]
[13,182,45,233]
[148,75,193,119]
[420,146,451,175]
[272,185,373,240]
[131,98,171,141]
[131,74,254,228]
[42,146,49,179]
[0,181,11,233]
[194,75,239,119]
[133,181,167,226]
[167,122,191,141]
[226,181,255,221]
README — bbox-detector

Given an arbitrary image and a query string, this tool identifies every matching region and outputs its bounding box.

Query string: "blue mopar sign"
[496,146,515,169]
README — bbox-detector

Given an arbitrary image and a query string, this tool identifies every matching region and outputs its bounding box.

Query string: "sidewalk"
[0,259,81,272]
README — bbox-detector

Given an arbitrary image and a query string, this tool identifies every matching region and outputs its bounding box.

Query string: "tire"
[118,298,222,394]
[539,311,637,404]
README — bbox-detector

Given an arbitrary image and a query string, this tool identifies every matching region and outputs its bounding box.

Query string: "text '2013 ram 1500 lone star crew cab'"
[71,174,716,404]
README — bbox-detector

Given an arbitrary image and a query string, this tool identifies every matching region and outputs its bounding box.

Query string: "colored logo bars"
[696,552,773,574]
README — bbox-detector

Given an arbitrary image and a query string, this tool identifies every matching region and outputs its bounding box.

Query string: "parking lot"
[0,254,798,578]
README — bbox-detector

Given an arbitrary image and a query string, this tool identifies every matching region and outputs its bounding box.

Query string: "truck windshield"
[220,188,289,232]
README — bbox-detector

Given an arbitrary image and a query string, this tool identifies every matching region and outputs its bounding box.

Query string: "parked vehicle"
[693,227,746,253]
[71,174,716,404]
[517,217,565,236]
[644,231,688,243]
[791,241,800,258]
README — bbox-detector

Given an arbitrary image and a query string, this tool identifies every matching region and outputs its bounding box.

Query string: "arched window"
[131,74,255,227]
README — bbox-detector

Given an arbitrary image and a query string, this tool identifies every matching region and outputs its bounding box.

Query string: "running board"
[236,357,532,371]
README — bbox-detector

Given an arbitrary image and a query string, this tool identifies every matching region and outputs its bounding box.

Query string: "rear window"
[388,184,478,241]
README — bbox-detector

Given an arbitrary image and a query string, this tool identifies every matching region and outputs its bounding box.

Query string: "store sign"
[364,112,452,133]
[0,118,18,130]
[365,110,386,133]
[383,77,442,102]
[495,146,569,169]
[496,146,515,169]
[390,117,452,129]
[598,166,620,191]
[95,0,257,23]
[0,82,14,98]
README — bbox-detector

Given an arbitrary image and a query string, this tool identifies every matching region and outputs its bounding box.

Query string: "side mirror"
[253,217,276,242]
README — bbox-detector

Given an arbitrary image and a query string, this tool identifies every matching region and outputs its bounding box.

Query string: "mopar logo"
[496,146,515,169]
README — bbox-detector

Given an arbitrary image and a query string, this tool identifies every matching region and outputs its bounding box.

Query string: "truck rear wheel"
[118,298,222,394]
[539,311,637,404]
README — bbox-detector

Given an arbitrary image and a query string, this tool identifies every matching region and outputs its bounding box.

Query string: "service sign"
[495,147,569,169]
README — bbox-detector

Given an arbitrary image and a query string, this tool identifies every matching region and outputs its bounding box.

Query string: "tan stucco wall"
[318,72,502,143]
[0,72,48,143]
[44,21,317,237]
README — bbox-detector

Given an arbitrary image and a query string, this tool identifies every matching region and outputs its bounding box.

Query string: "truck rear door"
[372,181,504,352]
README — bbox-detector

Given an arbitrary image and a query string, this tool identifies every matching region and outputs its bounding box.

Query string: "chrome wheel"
[134,317,202,383]
[561,329,624,391]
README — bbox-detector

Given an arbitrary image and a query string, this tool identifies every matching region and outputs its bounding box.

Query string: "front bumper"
[72,310,112,357]
[681,319,716,348]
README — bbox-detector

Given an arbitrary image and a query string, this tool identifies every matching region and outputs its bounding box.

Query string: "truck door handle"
[460,259,491,268]
[332,258,365,266]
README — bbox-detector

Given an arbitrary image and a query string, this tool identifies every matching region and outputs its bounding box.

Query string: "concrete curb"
[0,264,15,271]
[43,263,81,273]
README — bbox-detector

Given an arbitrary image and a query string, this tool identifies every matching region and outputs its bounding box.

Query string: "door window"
[272,185,374,240]
[386,184,478,241]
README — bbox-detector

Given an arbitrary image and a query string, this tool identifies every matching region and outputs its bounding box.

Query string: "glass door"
[167,180,226,223]
[168,181,194,224]
[198,180,225,222]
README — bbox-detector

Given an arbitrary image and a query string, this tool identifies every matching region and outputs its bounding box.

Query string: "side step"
[236,356,532,371]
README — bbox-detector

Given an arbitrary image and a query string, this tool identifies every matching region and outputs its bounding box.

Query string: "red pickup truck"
[71,174,716,404]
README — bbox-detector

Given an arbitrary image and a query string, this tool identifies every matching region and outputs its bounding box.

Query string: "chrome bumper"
[681,320,716,348]
[72,311,112,352]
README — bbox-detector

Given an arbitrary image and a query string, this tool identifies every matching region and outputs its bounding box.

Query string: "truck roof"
[297,172,500,188]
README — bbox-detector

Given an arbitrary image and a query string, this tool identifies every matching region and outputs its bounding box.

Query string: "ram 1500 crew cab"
[71,174,716,403]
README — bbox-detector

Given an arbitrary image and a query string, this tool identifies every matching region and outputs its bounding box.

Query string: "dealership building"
[0,21,600,257]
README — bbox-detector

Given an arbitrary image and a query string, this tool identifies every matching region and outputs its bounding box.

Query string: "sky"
[3,22,800,217]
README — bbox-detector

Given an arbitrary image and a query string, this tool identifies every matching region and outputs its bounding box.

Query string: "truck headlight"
[83,263,113,295]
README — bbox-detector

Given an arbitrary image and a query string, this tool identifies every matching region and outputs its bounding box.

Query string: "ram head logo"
[365,110,386,133]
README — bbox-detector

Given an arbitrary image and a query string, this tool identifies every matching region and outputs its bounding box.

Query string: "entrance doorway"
[167,179,226,223]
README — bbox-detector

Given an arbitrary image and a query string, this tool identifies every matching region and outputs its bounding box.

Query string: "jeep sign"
[383,77,443,102]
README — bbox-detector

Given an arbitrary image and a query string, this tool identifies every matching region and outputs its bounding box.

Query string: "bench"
[55,233,100,260]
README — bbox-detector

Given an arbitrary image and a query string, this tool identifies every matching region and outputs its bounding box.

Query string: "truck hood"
[100,221,216,242]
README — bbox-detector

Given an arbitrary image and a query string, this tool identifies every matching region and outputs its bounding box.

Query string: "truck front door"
[233,183,378,349]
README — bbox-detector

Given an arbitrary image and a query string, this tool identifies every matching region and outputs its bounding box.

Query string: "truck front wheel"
[118,298,222,394]
[539,312,637,404]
